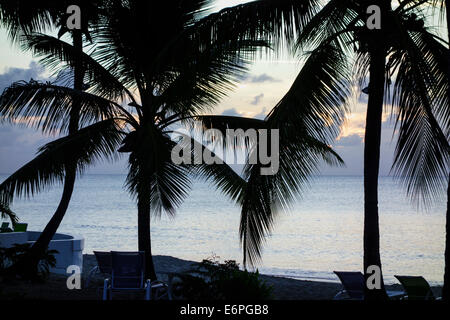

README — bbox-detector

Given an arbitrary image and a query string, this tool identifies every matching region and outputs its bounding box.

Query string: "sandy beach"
[0,254,443,300]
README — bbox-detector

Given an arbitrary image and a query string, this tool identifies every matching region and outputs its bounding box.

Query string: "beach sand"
[0,254,443,300]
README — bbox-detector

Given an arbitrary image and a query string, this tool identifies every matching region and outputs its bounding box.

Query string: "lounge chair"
[13,223,27,232]
[102,251,168,300]
[334,271,405,300]
[85,251,112,288]
[1,222,12,233]
[394,275,438,300]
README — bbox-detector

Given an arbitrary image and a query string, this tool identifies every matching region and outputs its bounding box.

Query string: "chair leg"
[168,275,173,300]
[102,279,110,301]
[145,279,152,300]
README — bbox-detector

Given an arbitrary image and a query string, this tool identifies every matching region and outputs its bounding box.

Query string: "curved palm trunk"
[442,0,450,301]
[24,30,84,274]
[363,38,388,300]
[137,192,157,280]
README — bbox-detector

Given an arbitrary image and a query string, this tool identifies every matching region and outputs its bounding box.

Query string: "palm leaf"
[125,128,192,218]
[239,132,344,266]
[20,33,134,102]
[0,119,124,204]
[0,80,126,134]
[193,0,323,50]
[389,24,449,206]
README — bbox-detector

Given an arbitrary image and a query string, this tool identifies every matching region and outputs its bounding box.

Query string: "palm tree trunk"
[441,0,450,301]
[137,192,157,280]
[25,30,83,274]
[363,36,388,300]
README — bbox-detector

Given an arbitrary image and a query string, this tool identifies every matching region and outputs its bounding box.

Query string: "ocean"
[1,174,446,285]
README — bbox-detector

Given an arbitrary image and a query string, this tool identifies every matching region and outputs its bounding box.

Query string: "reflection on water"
[1,174,446,285]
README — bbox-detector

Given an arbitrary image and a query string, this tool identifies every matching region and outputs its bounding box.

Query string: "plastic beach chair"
[333,271,405,300]
[85,251,112,288]
[13,223,27,232]
[102,251,168,300]
[394,275,437,300]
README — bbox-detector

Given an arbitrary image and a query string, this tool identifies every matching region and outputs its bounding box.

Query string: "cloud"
[240,73,282,84]
[250,93,264,105]
[0,62,54,174]
[221,108,242,117]
[253,107,268,120]
[0,61,46,90]
[334,134,363,147]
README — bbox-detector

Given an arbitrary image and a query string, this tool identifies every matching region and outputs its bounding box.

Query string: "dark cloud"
[250,93,264,105]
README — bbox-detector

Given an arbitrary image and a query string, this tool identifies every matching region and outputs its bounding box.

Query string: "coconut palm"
[194,0,449,300]
[1,0,343,280]
[0,0,109,276]
[278,0,448,299]
[427,0,450,300]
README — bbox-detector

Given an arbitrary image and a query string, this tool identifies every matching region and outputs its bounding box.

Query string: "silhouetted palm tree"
[0,0,108,277]
[429,0,450,300]
[288,0,448,299]
[1,0,336,280]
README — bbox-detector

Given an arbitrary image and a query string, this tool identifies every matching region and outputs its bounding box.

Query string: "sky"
[0,1,445,176]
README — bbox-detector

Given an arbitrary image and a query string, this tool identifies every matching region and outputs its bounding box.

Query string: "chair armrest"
[150,280,168,288]
[333,290,347,300]
[85,266,99,287]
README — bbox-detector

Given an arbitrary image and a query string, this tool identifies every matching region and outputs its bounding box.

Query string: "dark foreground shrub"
[0,244,57,281]
[175,256,273,300]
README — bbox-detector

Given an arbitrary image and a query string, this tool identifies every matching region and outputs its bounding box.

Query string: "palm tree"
[426,0,450,301]
[270,0,448,299]
[0,0,337,280]
[0,0,108,276]
[196,0,449,299]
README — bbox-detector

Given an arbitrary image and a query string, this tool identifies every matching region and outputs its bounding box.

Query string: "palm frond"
[268,40,351,144]
[125,128,191,218]
[389,22,450,206]
[20,33,133,101]
[0,80,125,134]
[295,0,360,52]
[0,119,124,204]
[175,132,247,203]
[193,0,323,51]
[239,133,344,266]
[157,39,268,117]
[0,0,54,41]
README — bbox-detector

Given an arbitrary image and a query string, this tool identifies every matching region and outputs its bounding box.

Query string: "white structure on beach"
[0,231,84,274]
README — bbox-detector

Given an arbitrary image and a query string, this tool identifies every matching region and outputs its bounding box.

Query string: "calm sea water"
[1,174,446,285]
